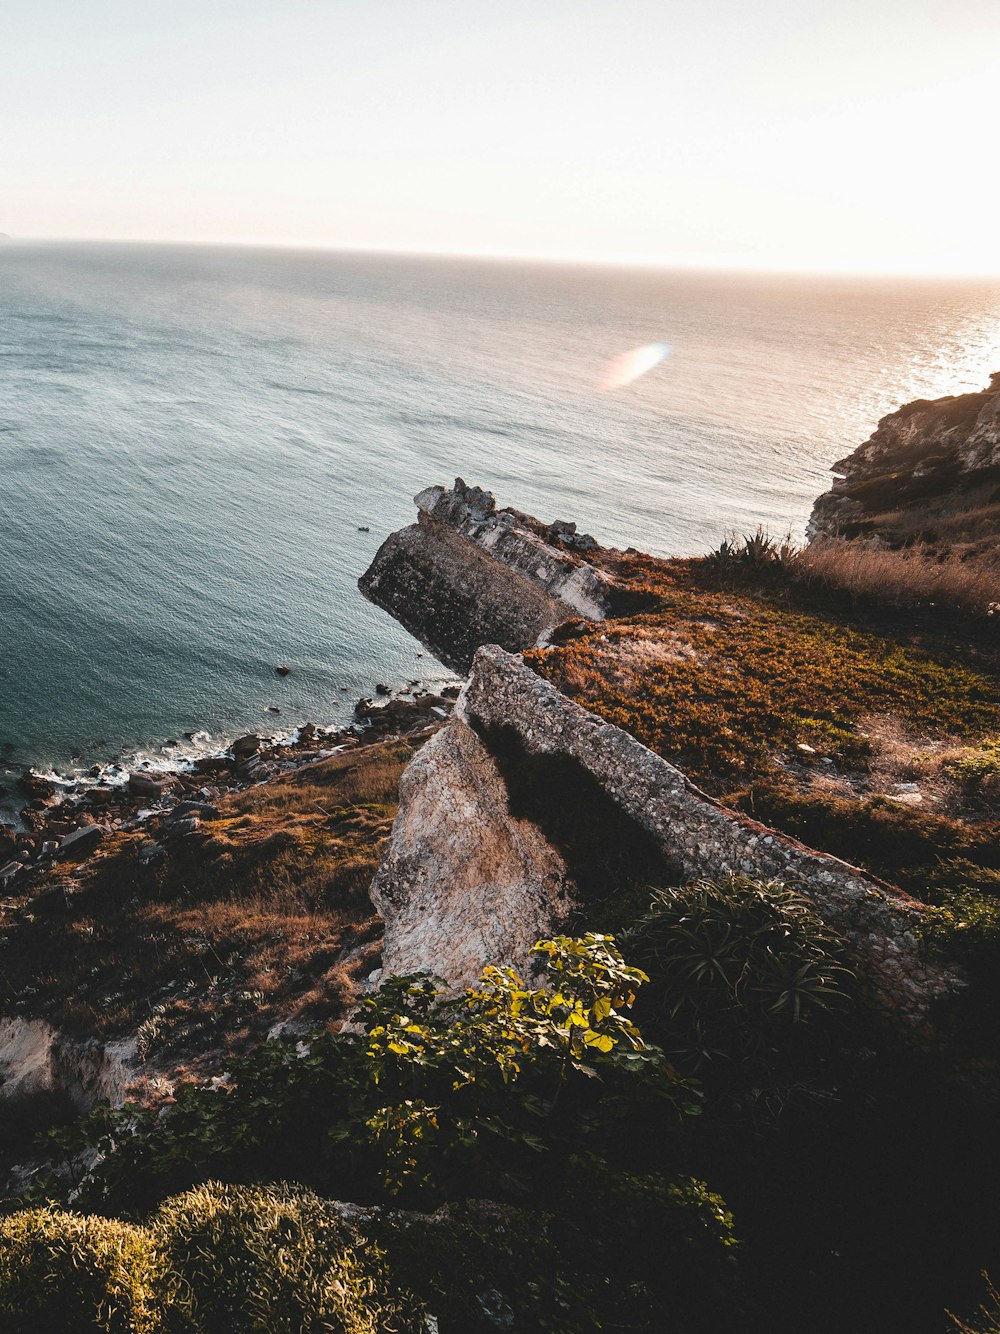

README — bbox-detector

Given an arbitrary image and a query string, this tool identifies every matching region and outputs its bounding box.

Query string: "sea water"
[2,242,999,787]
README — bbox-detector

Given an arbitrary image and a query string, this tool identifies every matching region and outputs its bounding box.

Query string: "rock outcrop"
[809,372,1000,549]
[371,645,958,1027]
[358,478,622,671]
[0,1017,136,1112]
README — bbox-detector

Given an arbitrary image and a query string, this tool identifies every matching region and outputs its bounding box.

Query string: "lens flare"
[598,341,671,391]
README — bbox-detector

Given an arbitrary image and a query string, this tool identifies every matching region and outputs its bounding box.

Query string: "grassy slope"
[527,551,1000,900]
[0,736,429,1069]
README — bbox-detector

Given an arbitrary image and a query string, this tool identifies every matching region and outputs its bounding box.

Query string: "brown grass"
[0,735,429,1068]
[792,539,1000,617]
[531,547,1000,898]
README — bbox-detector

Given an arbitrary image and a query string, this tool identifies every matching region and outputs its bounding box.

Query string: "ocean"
[2,241,1000,796]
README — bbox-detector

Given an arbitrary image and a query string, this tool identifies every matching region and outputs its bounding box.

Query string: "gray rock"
[58,824,106,857]
[358,479,618,672]
[231,734,261,759]
[372,645,959,1031]
[127,772,176,799]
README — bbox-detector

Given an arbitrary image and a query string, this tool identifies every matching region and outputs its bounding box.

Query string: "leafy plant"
[27,939,730,1333]
[704,528,796,577]
[41,936,699,1212]
[627,876,853,1066]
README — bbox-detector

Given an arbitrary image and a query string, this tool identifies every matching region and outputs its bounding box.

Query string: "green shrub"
[371,1180,737,1334]
[51,936,699,1212]
[704,528,795,577]
[734,782,1000,899]
[628,876,853,1066]
[947,737,1000,783]
[151,1182,425,1334]
[920,889,1000,968]
[0,1206,160,1333]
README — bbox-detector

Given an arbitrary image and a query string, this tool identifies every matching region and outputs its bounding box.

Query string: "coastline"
[0,672,459,884]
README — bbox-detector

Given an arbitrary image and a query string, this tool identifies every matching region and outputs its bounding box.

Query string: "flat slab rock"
[372,645,960,1029]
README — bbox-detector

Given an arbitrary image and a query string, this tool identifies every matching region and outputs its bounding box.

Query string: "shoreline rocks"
[0,681,457,894]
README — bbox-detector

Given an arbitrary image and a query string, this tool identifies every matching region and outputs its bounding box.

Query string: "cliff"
[358,485,994,1030]
[372,645,954,1024]
[809,372,1000,550]
[358,477,629,670]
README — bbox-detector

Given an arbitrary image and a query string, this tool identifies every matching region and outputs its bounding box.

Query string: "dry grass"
[792,539,1000,617]
[531,547,1000,899]
[0,735,429,1067]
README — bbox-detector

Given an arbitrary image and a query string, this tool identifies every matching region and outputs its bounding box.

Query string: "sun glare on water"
[599,342,672,391]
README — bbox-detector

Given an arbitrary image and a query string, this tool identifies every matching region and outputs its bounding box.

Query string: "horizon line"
[4,234,1000,281]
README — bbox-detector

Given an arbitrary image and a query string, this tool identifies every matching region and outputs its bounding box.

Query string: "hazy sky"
[4,0,999,272]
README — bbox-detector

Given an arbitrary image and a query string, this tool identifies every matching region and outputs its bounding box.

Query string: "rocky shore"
[0,684,459,897]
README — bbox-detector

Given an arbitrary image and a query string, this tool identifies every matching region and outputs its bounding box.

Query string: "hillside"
[2,468,1000,1331]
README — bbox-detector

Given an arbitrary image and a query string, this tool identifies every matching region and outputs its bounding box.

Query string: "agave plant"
[627,876,854,1065]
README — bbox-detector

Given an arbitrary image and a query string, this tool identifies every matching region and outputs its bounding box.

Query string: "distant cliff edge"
[809,371,1000,551]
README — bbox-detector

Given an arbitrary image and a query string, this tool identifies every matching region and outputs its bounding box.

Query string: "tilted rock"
[58,823,107,857]
[372,646,959,1029]
[358,478,623,671]
[370,705,574,986]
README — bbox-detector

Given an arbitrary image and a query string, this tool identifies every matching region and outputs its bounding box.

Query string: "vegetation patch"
[0,738,424,1065]
[732,782,1000,901]
[28,935,736,1333]
[527,559,1000,788]
[0,1205,161,1333]
[625,876,853,1071]
[152,1181,425,1334]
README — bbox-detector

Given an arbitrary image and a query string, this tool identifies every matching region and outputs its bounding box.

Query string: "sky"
[3,0,1000,273]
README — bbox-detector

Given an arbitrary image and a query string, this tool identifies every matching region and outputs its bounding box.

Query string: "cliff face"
[371,644,957,1026]
[809,372,1000,548]
[358,478,623,671]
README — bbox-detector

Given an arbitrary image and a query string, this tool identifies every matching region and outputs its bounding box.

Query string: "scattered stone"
[231,734,261,759]
[375,683,391,696]
[58,824,106,857]
[174,801,220,820]
[164,815,200,839]
[31,884,75,915]
[17,771,54,801]
[193,757,232,776]
[128,772,176,799]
